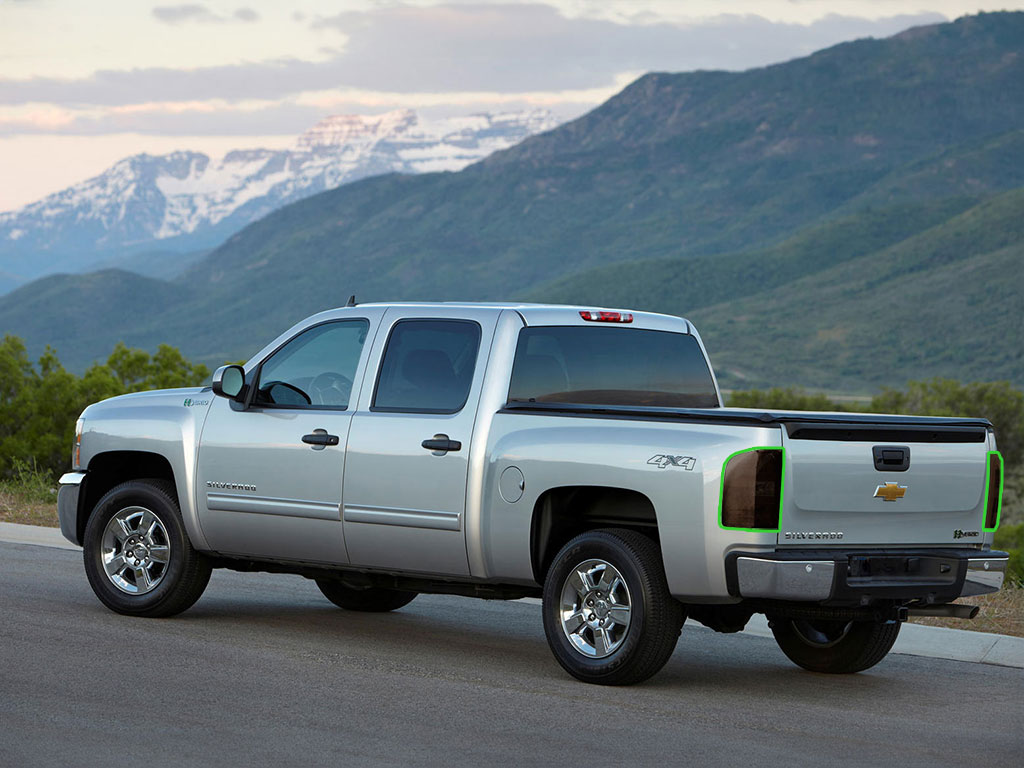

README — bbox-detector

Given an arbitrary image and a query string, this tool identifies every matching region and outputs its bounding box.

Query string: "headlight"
[73,418,84,469]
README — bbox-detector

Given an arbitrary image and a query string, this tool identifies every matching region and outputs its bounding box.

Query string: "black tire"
[82,479,212,618]
[768,616,901,674]
[316,579,417,612]
[542,528,685,685]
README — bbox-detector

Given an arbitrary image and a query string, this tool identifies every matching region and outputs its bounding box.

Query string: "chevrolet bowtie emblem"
[874,482,907,502]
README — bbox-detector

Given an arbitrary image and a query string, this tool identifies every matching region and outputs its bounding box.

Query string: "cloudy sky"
[1,0,1021,210]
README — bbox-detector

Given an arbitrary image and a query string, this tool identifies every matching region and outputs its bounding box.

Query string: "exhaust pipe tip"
[907,603,979,620]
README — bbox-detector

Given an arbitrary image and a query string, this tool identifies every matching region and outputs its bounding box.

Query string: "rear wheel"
[768,616,900,673]
[83,479,211,618]
[315,579,417,612]
[542,528,684,685]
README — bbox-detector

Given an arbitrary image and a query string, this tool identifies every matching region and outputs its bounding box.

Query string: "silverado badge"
[873,482,907,502]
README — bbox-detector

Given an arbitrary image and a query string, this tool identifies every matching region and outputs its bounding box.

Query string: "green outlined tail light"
[983,451,1003,532]
[719,447,784,532]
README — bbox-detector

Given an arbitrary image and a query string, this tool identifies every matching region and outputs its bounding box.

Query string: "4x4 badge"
[874,482,907,502]
[648,455,696,470]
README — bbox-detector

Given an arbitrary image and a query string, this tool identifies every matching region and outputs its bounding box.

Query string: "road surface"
[1,542,1021,766]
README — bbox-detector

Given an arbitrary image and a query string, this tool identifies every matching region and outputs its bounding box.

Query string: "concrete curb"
[0,521,79,551]
[4,522,1022,669]
[740,613,1024,669]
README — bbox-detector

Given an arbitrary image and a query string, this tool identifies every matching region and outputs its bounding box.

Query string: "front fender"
[78,390,213,550]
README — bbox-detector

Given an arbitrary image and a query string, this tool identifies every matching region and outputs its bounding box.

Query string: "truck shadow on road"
[153,583,910,698]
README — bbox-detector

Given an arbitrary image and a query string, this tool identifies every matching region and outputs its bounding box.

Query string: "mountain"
[0,12,1021,393]
[0,108,559,291]
[690,189,1024,390]
[529,189,1024,389]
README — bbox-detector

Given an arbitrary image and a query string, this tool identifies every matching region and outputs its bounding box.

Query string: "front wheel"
[542,529,685,685]
[82,479,212,618]
[768,616,901,673]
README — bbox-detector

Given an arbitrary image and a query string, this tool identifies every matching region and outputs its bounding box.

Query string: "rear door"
[779,422,994,547]
[341,307,497,576]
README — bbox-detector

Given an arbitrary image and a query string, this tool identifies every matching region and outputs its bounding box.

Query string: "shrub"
[994,523,1024,588]
[0,457,56,504]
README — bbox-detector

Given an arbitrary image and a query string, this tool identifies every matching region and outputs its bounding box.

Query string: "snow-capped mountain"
[0,108,559,291]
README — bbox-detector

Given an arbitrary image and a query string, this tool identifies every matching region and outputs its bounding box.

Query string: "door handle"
[872,445,910,472]
[302,431,339,447]
[421,434,462,453]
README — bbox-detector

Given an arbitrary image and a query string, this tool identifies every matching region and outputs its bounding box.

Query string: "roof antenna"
[346,295,357,307]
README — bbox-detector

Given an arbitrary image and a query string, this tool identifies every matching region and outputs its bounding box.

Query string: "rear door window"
[373,319,481,413]
[507,326,718,408]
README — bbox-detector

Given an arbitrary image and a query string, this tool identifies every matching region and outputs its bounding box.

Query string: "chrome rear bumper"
[963,556,1007,595]
[735,557,835,600]
[728,549,1009,604]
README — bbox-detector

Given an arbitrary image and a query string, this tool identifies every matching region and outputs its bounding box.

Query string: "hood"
[82,387,213,418]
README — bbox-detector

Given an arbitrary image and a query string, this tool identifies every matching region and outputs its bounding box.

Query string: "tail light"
[719,448,784,531]
[984,451,1003,531]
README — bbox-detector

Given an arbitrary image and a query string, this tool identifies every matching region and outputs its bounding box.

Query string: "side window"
[373,319,481,413]
[256,320,369,409]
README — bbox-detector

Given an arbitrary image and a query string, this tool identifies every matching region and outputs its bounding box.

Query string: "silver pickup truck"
[58,302,1008,684]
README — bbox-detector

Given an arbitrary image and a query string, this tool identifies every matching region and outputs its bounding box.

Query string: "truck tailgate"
[779,421,994,547]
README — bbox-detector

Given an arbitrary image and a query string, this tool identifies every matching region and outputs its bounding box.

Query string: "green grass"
[2,458,57,504]
[0,458,58,527]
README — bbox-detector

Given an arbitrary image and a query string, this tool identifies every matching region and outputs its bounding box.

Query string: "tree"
[0,336,34,476]
[870,379,1024,466]
[102,342,210,393]
[727,387,848,412]
[0,338,210,479]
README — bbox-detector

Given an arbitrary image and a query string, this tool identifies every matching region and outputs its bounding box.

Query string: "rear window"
[507,326,719,409]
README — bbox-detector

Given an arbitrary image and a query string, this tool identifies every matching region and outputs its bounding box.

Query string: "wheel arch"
[78,451,177,545]
[529,485,659,583]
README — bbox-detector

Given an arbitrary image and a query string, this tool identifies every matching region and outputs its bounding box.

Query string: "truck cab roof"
[306,301,694,334]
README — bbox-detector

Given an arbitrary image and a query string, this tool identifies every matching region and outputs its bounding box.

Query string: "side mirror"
[212,364,246,400]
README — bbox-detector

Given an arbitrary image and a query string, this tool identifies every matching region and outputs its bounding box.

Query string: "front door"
[342,310,495,575]
[196,317,374,564]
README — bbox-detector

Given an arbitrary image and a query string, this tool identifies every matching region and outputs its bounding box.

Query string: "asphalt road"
[1,542,1021,767]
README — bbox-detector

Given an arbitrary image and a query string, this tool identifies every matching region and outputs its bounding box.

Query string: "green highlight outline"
[982,450,1004,533]
[717,446,785,533]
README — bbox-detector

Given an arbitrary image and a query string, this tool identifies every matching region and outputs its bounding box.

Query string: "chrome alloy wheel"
[559,559,632,658]
[100,506,170,595]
